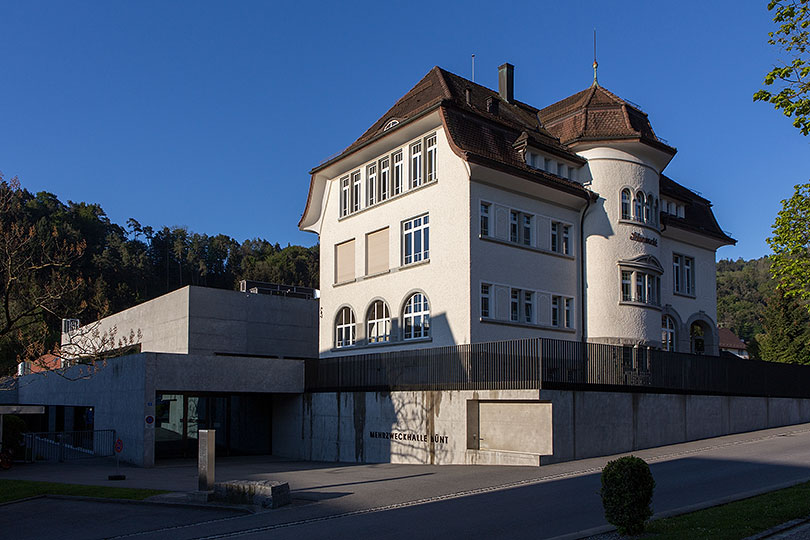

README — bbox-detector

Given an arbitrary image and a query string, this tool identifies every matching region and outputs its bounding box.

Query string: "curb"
[743,517,810,540]
[43,494,256,514]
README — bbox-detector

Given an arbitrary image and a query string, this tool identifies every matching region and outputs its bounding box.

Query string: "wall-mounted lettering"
[630,232,658,247]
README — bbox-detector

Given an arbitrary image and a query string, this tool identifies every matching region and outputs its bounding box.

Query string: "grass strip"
[643,480,810,539]
[0,479,168,504]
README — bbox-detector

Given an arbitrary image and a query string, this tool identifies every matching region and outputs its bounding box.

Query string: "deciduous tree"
[754,0,810,135]
[767,182,810,311]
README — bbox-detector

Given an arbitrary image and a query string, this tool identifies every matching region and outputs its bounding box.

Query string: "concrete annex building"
[300,63,736,357]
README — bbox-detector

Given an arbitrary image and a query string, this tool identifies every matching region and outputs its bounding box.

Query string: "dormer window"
[383,119,399,131]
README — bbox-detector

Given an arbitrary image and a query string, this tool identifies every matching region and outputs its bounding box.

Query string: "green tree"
[754,0,810,135]
[757,288,810,363]
[767,183,810,311]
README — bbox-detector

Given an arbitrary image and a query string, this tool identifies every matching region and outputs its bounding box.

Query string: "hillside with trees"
[0,176,319,376]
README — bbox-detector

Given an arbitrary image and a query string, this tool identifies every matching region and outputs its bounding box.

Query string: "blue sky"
[0,1,805,261]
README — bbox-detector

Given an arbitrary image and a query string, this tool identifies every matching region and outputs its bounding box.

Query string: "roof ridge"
[432,66,454,100]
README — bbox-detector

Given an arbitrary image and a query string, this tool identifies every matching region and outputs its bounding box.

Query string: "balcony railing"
[305,337,810,399]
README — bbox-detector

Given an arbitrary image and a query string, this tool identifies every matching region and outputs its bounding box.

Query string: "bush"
[600,455,655,535]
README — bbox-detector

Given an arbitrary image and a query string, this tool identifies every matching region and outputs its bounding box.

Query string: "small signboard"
[114,438,124,453]
[145,415,154,426]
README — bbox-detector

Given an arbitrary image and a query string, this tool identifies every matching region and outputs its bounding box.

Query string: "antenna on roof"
[592,29,599,86]
[471,54,475,83]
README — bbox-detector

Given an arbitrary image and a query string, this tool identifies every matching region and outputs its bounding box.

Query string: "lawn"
[0,479,168,504]
[642,480,810,539]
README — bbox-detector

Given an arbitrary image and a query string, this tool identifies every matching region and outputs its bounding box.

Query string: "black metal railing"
[23,430,116,462]
[305,337,810,398]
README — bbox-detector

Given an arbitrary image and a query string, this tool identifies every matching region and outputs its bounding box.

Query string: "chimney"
[498,63,514,103]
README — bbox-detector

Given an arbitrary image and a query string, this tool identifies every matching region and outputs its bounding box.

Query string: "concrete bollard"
[198,429,215,491]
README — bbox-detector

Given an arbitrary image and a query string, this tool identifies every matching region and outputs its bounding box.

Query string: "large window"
[480,202,491,237]
[551,221,570,254]
[410,141,422,188]
[620,269,661,306]
[673,253,695,295]
[335,239,355,284]
[403,214,429,265]
[403,293,430,340]
[335,307,356,348]
[366,228,389,276]
[662,315,676,351]
[366,301,391,343]
[510,289,520,322]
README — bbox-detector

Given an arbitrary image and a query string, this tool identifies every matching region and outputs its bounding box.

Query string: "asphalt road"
[4,424,810,540]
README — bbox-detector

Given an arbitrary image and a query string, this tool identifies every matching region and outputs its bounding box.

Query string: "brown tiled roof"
[718,328,746,350]
[660,175,735,244]
[315,67,590,199]
[538,85,676,155]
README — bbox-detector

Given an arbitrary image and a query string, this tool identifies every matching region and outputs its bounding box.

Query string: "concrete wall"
[14,352,306,466]
[62,286,318,360]
[187,287,318,358]
[275,388,810,467]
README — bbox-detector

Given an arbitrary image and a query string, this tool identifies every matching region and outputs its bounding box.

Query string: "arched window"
[621,189,631,220]
[691,322,706,355]
[634,191,645,222]
[662,315,676,351]
[366,300,391,343]
[653,198,659,226]
[644,193,652,223]
[403,293,430,340]
[335,307,356,348]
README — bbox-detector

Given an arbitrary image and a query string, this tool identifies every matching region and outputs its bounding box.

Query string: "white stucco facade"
[300,66,734,358]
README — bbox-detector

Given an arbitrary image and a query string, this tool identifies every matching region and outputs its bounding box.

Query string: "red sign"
[114,438,124,453]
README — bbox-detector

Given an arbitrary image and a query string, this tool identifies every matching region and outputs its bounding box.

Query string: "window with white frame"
[564,298,573,328]
[634,191,645,222]
[335,306,356,348]
[673,253,695,295]
[662,315,676,351]
[340,176,350,217]
[481,283,491,318]
[410,141,422,188]
[523,291,534,323]
[403,214,429,265]
[403,293,430,339]
[510,289,520,322]
[644,193,651,223]
[551,221,571,254]
[425,134,437,183]
[379,157,390,201]
[366,300,391,343]
[621,189,631,220]
[366,163,377,206]
[621,269,661,305]
[509,210,533,246]
[393,151,403,195]
[480,202,491,237]
[550,296,573,328]
[351,171,361,213]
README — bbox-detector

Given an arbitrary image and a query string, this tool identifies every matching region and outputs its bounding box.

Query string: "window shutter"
[366,228,389,276]
[335,239,355,283]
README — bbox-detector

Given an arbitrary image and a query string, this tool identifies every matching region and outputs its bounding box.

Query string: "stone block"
[213,480,291,508]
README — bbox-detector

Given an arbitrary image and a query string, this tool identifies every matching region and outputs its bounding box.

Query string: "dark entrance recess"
[154,393,272,459]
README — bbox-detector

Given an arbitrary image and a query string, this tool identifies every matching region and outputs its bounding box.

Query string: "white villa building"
[300,64,735,358]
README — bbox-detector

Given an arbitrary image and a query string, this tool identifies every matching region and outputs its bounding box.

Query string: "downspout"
[579,194,595,343]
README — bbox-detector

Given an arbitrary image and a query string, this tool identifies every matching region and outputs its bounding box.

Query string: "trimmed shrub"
[600,455,655,535]
[2,414,26,454]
